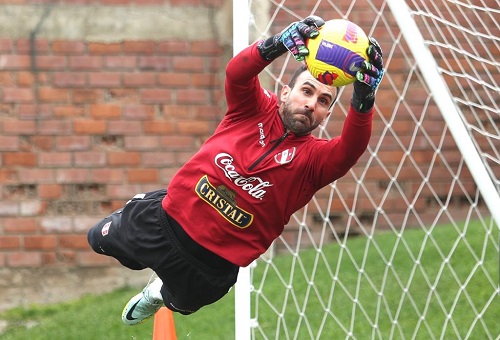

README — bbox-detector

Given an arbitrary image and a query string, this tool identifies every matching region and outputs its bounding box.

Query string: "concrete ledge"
[0,4,230,42]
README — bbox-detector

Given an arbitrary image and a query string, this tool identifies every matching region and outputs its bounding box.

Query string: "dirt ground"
[0,267,152,312]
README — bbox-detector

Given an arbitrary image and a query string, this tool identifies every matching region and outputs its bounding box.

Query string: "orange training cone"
[152,307,177,340]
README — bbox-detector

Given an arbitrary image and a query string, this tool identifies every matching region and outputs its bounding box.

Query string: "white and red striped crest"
[274,147,296,165]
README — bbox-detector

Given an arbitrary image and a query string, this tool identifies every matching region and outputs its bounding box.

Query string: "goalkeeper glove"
[257,16,325,61]
[351,37,385,113]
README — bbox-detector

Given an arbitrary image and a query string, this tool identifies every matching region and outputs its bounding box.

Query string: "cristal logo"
[215,153,273,200]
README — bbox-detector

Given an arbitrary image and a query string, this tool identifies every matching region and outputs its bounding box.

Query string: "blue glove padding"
[351,37,385,113]
[258,16,325,61]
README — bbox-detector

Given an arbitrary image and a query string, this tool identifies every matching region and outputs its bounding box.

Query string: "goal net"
[234,0,500,339]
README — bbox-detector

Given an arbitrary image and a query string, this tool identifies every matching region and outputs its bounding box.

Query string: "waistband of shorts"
[158,206,237,272]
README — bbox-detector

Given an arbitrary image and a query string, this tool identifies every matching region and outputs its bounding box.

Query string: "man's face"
[280,71,335,136]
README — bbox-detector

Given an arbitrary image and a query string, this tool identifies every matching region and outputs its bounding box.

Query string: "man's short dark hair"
[288,64,308,88]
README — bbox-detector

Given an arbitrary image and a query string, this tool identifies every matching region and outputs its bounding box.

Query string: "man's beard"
[282,101,319,136]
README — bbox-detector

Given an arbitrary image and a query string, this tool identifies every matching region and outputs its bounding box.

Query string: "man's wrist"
[351,95,375,113]
[257,36,287,61]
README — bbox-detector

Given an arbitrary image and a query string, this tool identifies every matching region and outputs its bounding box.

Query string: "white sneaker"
[122,277,164,325]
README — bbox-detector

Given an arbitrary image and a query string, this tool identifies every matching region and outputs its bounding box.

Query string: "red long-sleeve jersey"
[162,42,372,267]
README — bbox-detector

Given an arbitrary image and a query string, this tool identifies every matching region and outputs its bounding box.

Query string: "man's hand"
[351,37,385,113]
[258,16,325,61]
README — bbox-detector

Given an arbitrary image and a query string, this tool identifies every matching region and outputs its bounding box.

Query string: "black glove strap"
[257,36,288,61]
[351,95,375,113]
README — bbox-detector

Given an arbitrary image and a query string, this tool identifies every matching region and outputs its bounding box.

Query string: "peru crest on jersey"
[274,147,296,165]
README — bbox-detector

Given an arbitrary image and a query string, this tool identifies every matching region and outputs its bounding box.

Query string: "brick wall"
[0,0,229,269]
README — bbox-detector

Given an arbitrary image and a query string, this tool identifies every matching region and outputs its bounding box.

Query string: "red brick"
[73,120,107,134]
[108,152,141,166]
[39,152,71,167]
[122,105,155,120]
[0,55,30,69]
[162,104,192,118]
[157,72,191,87]
[53,72,87,87]
[178,120,212,135]
[53,40,85,54]
[124,136,160,150]
[104,56,137,69]
[54,105,85,117]
[159,136,196,150]
[31,136,53,151]
[17,39,49,53]
[157,41,190,54]
[2,217,38,233]
[59,235,89,249]
[88,42,122,55]
[38,184,63,199]
[123,72,155,87]
[123,41,155,54]
[55,169,89,184]
[17,169,55,183]
[0,136,19,151]
[90,169,125,183]
[142,152,176,167]
[89,72,121,87]
[0,39,14,53]
[0,236,21,249]
[107,120,142,135]
[176,89,208,104]
[172,56,205,72]
[90,104,122,119]
[127,169,159,183]
[18,104,52,120]
[2,88,33,102]
[69,56,103,70]
[73,89,102,103]
[17,71,35,86]
[141,89,171,103]
[192,73,220,87]
[2,120,36,134]
[55,136,91,151]
[7,252,42,267]
[35,56,67,70]
[38,87,70,103]
[143,121,175,134]
[0,72,15,86]
[3,152,37,166]
[74,151,106,167]
[137,56,171,70]
[37,120,72,135]
[25,235,57,250]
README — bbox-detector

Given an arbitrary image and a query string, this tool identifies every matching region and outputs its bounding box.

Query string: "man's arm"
[224,16,325,114]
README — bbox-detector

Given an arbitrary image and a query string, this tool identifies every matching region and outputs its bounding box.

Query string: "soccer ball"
[305,19,370,87]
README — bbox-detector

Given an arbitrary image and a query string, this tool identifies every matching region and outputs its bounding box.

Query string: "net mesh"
[245,0,499,338]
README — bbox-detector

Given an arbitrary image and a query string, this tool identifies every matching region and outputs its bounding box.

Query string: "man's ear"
[322,111,332,124]
[280,85,291,103]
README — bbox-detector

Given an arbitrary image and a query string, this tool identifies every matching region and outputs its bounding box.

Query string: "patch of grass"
[0,287,235,340]
[0,220,498,339]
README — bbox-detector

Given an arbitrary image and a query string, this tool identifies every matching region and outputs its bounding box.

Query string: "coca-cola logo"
[215,153,273,200]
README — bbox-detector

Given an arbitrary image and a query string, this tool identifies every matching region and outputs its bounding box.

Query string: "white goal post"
[233,0,500,339]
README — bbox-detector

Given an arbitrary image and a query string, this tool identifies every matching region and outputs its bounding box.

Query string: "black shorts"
[87,189,239,314]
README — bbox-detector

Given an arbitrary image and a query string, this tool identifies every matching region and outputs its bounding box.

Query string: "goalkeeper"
[87,15,384,325]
